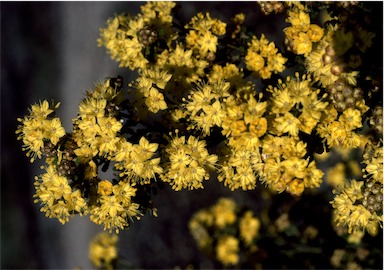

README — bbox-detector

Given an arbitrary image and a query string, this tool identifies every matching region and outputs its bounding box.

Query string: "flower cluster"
[185,12,226,60]
[17,78,161,233]
[16,100,65,162]
[161,133,218,191]
[284,2,324,55]
[133,67,172,113]
[89,232,118,270]
[98,2,177,70]
[331,140,383,236]
[17,1,383,256]
[245,34,287,79]
[189,198,260,267]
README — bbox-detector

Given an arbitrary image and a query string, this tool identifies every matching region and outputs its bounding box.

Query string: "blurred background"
[1,2,284,269]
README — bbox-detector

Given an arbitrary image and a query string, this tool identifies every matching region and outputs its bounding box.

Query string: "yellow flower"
[339,108,363,130]
[229,120,247,136]
[145,88,168,113]
[16,101,62,162]
[239,211,260,246]
[64,189,87,214]
[186,29,199,47]
[293,32,312,55]
[49,174,72,199]
[112,181,137,206]
[29,100,55,120]
[89,232,118,270]
[143,67,173,90]
[267,53,287,73]
[303,160,324,188]
[287,10,311,32]
[202,100,225,126]
[307,24,324,42]
[85,160,98,179]
[287,178,305,196]
[343,179,364,201]
[79,98,107,118]
[98,180,113,196]
[212,198,237,228]
[216,236,239,266]
[282,157,308,179]
[259,67,272,79]
[97,135,120,156]
[163,134,217,190]
[274,112,301,137]
[245,51,265,72]
[50,201,71,224]
[97,116,123,136]
[299,112,318,134]
[327,163,346,188]
[348,205,372,233]
[233,164,257,190]
[41,118,65,145]
[270,88,295,114]
[212,18,226,36]
[249,117,267,137]
[198,30,218,55]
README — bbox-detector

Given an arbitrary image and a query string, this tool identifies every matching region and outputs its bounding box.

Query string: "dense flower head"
[98,1,177,70]
[33,165,87,224]
[113,136,163,185]
[185,12,226,60]
[182,80,230,136]
[189,198,261,267]
[267,73,328,136]
[255,135,323,196]
[331,179,382,236]
[89,232,118,270]
[161,132,218,190]
[245,34,287,79]
[90,181,142,233]
[133,67,172,113]
[16,100,65,162]
[284,3,324,55]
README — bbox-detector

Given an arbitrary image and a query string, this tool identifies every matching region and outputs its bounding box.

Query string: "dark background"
[1,2,284,269]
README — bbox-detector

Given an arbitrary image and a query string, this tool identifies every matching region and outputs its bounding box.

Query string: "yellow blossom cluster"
[16,100,65,162]
[284,3,324,55]
[90,181,142,233]
[317,106,367,149]
[98,2,177,70]
[331,179,382,236]
[161,133,218,191]
[189,198,260,267]
[245,34,287,79]
[305,25,360,88]
[182,80,230,136]
[89,232,118,270]
[113,137,163,185]
[33,165,87,224]
[133,67,172,113]
[185,12,226,60]
[331,140,383,236]
[17,78,162,233]
[17,1,383,242]
[267,73,328,136]
[258,135,324,196]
